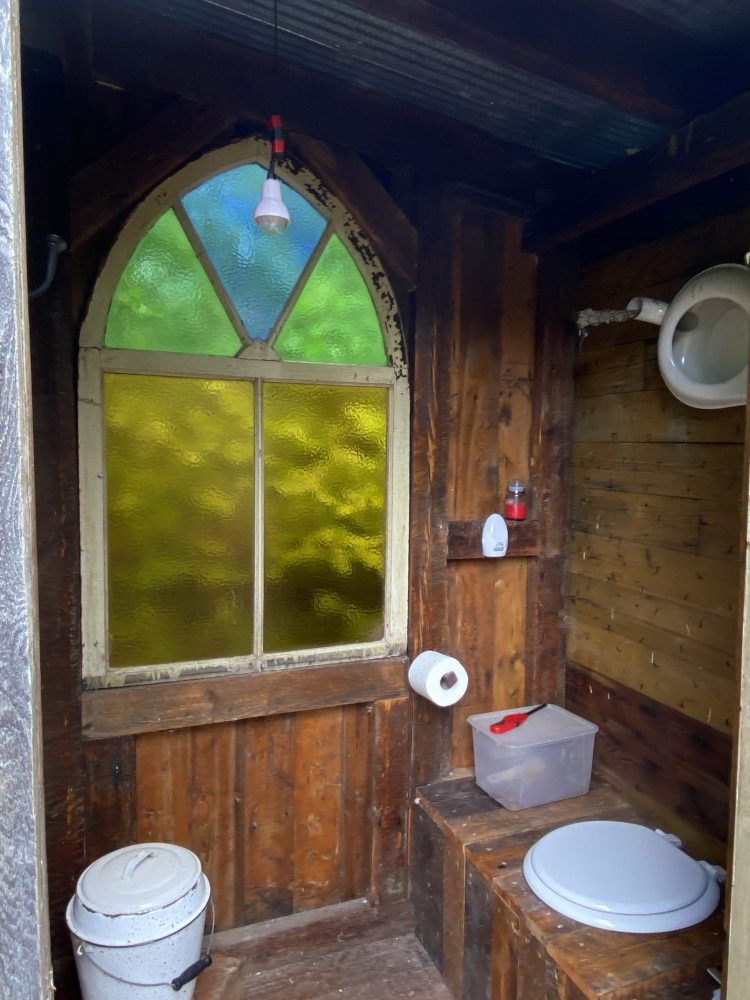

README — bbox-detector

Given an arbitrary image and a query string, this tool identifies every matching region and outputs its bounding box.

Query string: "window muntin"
[79,140,408,687]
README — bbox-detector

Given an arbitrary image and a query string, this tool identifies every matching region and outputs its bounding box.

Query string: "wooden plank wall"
[564,194,750,853]
[83,700,409,932]
[24,65,418,992]
[444,205,539,769]
[25,50,555,987]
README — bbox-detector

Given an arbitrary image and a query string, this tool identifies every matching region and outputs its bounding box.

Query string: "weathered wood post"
[0,1,53,995]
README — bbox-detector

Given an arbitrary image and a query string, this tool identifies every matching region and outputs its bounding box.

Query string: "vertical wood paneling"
[189,724,239,929]
[447,209,538,768]
[136,724,239,930]
[409,182,456,787]
[26,49,85,989]
[123,699,405,934]
[410,806,445,971]
[83,737,136,864]
[440,829,465,998]
[370,696,410,902]
[527,247,579,706]
[136,727,193,846]
[341,703,372,902]
[450,561,498,766]
[293,706,345,912]
[241,714,295,923]
[462,860,493,1000]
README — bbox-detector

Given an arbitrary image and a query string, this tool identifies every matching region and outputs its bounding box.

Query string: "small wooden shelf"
[447,518,539,560]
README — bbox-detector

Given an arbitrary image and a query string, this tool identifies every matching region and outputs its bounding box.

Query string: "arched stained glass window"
[79,139,408,687]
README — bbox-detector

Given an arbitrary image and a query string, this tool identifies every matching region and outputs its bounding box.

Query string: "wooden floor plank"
[196,929,451,1000]
[208,898,413,968]
[232,935,450,999]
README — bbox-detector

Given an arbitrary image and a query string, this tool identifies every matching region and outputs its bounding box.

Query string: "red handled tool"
[490,703,547,734]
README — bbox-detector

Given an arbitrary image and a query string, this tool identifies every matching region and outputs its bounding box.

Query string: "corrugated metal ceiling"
[125,0,747,170]
[610,0,750,46]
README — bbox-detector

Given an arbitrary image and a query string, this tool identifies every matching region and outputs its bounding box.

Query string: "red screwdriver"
[490,703,547,734]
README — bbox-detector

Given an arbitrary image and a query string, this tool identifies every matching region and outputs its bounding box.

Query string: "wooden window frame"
[78,138,409,689]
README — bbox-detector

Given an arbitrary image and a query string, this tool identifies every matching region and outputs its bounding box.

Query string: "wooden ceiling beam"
[87,3,567,206]
[526,88,750,250]
[69,98,235,250]
[347,0,743,126]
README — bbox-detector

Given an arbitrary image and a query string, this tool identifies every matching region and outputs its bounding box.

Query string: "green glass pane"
[263,383,387,653]
[105,209,243,356]
[275,235,387,365]
[105,373,254,667]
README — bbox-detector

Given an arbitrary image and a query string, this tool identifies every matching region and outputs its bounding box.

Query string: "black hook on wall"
[29,233,67,299]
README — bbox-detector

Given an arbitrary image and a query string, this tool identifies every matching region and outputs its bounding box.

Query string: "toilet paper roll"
[408,651,469,707]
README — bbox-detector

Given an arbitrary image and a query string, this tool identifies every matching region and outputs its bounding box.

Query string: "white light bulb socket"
[254,177,291,235]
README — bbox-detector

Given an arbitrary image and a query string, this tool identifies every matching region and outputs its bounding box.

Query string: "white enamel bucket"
[66,843,212,998]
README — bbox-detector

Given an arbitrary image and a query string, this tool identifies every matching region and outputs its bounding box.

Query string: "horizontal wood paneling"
[567,572,737,656]
[566,211,744,773]
[567,615,735,731]
[571,486,701,553]
[566,664,731,863]
[574,340,649,398]
[568,531,737,618]
[572,440,744,500]
[580,200,750,308]
[82,657,408,739]
[574,389,744,444]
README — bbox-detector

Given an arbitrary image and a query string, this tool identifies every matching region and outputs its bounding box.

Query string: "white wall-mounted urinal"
[628,263,750,409]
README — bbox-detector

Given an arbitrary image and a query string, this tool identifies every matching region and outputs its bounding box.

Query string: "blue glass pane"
[182,164,327,341]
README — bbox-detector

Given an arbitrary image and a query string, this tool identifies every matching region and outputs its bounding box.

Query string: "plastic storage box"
[468,704,598,810]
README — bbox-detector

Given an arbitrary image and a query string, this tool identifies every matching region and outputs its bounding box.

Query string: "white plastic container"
[66,843,211,999]
[468,704,598,810]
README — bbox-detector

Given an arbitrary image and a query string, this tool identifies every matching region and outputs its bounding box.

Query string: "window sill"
[82,655,409,741]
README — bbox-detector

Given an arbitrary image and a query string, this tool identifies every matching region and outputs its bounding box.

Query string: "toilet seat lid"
[525,821,707,916]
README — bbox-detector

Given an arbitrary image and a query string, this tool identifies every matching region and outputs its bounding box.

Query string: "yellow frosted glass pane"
[105,373,254,667]
[264,383,387,652]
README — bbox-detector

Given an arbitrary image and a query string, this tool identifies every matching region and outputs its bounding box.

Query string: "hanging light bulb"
[254,114,291,236]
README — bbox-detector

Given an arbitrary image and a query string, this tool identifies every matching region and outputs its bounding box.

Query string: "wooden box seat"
[412,774,724,999]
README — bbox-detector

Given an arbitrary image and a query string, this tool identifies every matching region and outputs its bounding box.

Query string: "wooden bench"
[411,774,724,999]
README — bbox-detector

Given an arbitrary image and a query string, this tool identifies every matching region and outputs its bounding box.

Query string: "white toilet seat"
[523,821,721,933]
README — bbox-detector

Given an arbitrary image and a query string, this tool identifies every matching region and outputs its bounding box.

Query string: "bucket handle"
[76,895,216,991]
[170,954,213,991]
[122,849,154,880]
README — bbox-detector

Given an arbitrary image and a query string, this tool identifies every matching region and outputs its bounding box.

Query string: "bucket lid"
[523,821,720,933]
[67,843,210,946]
[468,704,597,749]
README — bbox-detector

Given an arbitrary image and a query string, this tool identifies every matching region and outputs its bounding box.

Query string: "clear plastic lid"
[467,704,597,749]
